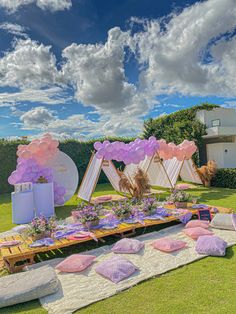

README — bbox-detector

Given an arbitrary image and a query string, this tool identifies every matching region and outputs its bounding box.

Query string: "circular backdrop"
[45,151,79,205]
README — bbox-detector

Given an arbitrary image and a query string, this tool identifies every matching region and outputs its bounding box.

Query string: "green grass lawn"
[0,183,236,314]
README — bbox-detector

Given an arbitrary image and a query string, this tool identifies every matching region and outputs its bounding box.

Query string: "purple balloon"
[55,197,65,205]
[94,141,102,150]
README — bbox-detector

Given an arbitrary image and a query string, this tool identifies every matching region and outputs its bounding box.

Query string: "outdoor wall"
[196,108,236,128]
[206,143,224,168]
[206,142,236,168]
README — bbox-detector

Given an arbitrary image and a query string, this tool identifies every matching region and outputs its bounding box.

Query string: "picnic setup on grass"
[0,133,235,313]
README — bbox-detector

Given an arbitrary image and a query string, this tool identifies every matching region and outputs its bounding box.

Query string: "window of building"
[211,119,220,127]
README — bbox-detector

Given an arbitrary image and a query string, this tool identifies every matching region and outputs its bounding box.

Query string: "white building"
[196,107,236,168]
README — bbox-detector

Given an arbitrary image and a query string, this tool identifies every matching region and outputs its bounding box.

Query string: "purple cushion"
[111,238,144,254]
[195,235,227,256]
[95,256,137,283]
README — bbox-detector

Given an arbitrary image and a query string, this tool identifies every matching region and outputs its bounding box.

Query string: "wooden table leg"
[4,253,35,273]
[120,228,136,238]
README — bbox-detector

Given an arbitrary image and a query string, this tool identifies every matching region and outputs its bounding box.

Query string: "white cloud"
[0,22,28,38]
[19,107,143,139]
[0,39,62,88]
[1,0,236,139]
[134,0,236,97]
[61,27,139,114]
[0,87,71,105]
[0,0,72,13]
[20,106,55,129]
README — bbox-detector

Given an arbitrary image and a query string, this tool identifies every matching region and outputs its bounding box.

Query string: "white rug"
[31,225,236,314]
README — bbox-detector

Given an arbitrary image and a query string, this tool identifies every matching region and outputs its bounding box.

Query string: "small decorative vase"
[144,209,156,216]
[119,213,130,220]
[175,202,187,208]
[84,219,99,229]
[31,231,51,241]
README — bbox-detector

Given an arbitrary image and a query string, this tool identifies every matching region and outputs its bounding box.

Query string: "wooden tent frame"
[78,152,122,203]
[164,157,203,188]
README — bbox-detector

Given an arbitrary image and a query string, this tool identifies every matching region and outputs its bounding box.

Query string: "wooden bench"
[0,205,232,273]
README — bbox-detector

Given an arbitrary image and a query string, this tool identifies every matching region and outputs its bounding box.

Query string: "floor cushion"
[210,214,236,231]
[183,227,213,240]
[95,256,137,283]
[111,238,144,254]
[0,266,59,309]
[55,254,96,273]
[195,235,227,256]
[151,238,187,252]
[185,220,209,229]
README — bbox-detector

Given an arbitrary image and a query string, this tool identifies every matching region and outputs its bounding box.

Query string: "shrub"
[143,103,219,166]
[211,168,236,189]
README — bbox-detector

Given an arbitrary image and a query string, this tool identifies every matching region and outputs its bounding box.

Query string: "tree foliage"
[143,103,219,164]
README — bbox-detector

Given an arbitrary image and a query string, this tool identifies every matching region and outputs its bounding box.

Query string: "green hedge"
[211,168,236,189]
[0,137,133,194]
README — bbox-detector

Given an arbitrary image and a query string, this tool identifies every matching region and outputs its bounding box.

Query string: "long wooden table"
[0,205,232,273]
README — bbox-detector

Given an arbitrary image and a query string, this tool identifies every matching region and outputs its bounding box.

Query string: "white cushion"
[210,214,235,231]
[0,266,59,308]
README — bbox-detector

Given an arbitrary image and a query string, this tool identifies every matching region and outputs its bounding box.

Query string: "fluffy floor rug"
[26,224,236,314]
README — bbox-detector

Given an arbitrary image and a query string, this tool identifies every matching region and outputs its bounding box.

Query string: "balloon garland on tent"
[94,137,197,164]
[8,134,66,205]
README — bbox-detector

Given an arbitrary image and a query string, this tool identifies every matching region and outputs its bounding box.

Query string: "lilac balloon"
[95,152,103,159]
[94,141,102,150]
[55,197,65,205]
[57,186,66,196]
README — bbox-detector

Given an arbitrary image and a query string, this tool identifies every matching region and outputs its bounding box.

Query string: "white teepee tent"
[163,157,203,186]
[78,153,121,202]
[124,153,173,188]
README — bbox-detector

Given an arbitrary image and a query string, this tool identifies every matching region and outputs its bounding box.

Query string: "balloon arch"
[93,137,197,165]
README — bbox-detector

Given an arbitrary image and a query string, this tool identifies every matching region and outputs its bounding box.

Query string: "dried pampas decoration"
[118,168,150,198]
[118,169,133,196]
[196,160,217,187]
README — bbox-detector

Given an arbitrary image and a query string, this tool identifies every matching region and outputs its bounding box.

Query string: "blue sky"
[0,0,235,139]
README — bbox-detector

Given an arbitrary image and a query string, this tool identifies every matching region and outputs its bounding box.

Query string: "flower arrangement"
[36,176,48,184]
[27,216,57,240]
[112,200,133,219]
[72,205,100,227]
[167,190,192,208]
[142,197,157,216]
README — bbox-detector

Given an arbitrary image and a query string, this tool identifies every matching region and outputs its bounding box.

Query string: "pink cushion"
[111,238,144,254]
[185,220,209,229]
[183,227,213,240]
[96,195,112,201]
[55,254,96,273]
[95,256,137,283]
[151,238,187,252]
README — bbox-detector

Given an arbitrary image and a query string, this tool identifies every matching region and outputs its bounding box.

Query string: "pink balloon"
[28,143,38,153]
[50,139,59,149]
[39,141,48,150]
[21,150,31,159]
